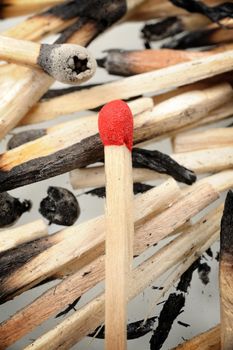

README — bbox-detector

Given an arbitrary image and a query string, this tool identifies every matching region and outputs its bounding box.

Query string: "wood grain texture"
[0,220,47,253]
[172,325,220,349]
[104,146,134,350]
[0,83,231,192]
[0,180,180,349]
[220,190,233,350]
[98,49,210,76]
[0,179,218,304]
[173,128,233,153]
[23,204,221,350]
[0,0,63,18]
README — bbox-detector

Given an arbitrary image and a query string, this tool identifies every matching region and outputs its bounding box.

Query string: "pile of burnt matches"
[0,0,233,349]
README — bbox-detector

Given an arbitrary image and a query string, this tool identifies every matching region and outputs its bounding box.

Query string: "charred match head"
[38,43,97,84]
[98,100,134,151]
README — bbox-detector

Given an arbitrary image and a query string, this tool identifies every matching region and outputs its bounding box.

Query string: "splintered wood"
[0,0,233,349]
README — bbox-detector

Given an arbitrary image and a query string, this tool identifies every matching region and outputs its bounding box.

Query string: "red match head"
[98,100,134,151]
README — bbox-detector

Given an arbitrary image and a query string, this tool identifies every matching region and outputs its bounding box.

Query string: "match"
[98,100,134,349]
[0,36,96,84]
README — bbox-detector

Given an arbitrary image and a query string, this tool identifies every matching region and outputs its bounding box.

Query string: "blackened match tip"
[97,57,107,68]
[220,190,233,256]
[183,168,197,185]
[38,44,97,85]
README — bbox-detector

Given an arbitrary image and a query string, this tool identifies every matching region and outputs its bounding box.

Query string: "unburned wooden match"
[0,36,96,84]
[98,100,134,349]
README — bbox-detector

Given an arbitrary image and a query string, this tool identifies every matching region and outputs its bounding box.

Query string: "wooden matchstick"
[173,128,233,153]
[0,179,180,349]
[0,82,230,192]
[98,48,210,76]
[0,0,63,18]
[0,220,47,253]
[0,36,96,84]
[22,50,233,125]
[98,100,134,350]
[70,167,166,190]
[220,190,233,350]
[0,176,220,304]
[22,204,222,350]
[166,101,233,138]
[171,325,220,349]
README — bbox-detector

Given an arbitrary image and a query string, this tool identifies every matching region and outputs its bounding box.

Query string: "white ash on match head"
[38,43,97,84]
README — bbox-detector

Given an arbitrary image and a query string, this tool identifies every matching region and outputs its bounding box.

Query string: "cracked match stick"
[98,100,134,350]
[0,36,96,84]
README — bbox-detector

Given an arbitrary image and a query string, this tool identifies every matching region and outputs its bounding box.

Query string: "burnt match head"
[38,43,97,85]
[98,100,134,151]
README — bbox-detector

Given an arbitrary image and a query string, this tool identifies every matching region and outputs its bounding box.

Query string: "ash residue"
[39,186,80,226]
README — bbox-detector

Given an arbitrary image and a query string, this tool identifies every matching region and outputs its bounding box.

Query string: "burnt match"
[0,35,96,84]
